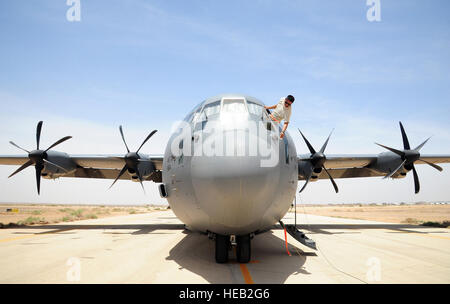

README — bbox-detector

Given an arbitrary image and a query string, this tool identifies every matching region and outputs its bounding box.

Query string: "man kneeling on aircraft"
[264,94,294,139]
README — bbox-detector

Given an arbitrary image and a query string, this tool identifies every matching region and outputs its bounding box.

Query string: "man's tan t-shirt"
[271,98,292,123]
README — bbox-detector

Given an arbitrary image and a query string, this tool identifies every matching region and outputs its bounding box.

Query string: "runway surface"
[0,210,449,283]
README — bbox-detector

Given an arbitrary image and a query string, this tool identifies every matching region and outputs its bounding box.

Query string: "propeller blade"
[136,130,157,153]
[136,170,146,194]
[298,129,316,154]
[8,160,34,178]
[35,164,43,195]
[109,165,128,189]
[383,160,406,179]
[418,159,443,172]
[45,136,72,152]
[43,159,68,173]
[322,165,339,193]
[119,126,130,153]
[399,122,411,150]
[414,137,431,152]
[299,176,311,193]
[319,129,334,154]
[375,143,404,157]
[9,141,30,153]
[412,165,420,194]
[36,121,43,150]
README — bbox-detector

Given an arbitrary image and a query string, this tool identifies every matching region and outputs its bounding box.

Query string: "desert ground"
[0,204,168,227]
[290,203,450,226]
[1,210,449,283]
[1,202,448,228]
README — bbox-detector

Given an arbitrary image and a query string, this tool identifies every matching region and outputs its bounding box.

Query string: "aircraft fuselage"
[161,95,298,236]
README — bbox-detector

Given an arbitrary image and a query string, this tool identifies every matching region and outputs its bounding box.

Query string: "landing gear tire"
[215,234,229,263]
[236,234,251,263]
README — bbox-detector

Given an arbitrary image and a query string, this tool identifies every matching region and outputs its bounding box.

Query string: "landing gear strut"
[214,233,252,263]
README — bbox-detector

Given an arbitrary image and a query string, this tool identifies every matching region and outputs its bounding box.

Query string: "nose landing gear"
[214,233,252,263]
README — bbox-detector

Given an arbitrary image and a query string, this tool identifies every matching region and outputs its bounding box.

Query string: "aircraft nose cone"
[190,154,280,234]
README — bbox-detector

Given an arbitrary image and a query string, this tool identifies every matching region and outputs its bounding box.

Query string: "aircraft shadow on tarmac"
[6,223,440,233]
[7,224,185,235]
[165,230,314,284]
[7,222,445,238]
[3,222,446,283]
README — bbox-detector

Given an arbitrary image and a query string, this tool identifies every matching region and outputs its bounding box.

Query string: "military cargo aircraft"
[1,94,449,263]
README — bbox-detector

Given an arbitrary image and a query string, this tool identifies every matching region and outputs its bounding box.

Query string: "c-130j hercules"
[1,94,449,263]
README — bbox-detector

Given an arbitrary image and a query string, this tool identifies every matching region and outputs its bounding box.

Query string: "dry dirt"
[291,203,450,225]
[2,203,449,228]
[0,204,168,227]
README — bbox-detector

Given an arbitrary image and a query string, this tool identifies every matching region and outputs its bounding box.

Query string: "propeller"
[109,126,157,192]
[298,129,339,193]
[8,121,72,195]
[375,121,442,194]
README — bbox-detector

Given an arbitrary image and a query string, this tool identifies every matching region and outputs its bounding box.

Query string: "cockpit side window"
[196,100,221,130]
[202,100,221,118]
[247,101,264,116]
[284,136,289,164]
[183,101,204,122]
[192,107,203,123]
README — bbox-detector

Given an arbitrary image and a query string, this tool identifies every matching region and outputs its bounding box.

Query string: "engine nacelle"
[129,159,156,182]
[370,152,408,179]
[298,160,321,182]
[42,151,77,179]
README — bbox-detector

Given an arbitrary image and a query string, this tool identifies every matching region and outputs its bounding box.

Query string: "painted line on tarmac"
[407,232,450,240]
[0,229,72,243]
[239,264,254,284]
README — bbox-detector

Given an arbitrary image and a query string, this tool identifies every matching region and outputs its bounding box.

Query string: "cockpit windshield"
[247,101,264,116]
[222,98,247,113]
[202,100,221,117]
[185,97,265,123]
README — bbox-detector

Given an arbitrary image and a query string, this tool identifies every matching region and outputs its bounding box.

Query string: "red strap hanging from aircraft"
[283,226,292,256]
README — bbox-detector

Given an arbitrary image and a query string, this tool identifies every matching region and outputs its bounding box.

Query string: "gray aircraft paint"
[162,94,298,235]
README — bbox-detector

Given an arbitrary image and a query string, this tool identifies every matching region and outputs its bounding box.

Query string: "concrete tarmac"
[0,210,449,283]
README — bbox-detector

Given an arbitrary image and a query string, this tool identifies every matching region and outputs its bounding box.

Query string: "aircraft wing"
[298,154,450,181]
[0,153,164,193]
[296,122,450,193]
[299,154,379,169]
[297,152,450,194]
[66,155,163,182]
[70,155,163,171]
[0,121,166,194]
[0,155,30,166]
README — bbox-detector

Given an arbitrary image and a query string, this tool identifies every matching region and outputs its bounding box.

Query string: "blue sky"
[0,0,449,204]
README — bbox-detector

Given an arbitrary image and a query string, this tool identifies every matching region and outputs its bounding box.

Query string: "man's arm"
[264,105,277,110]
[280,122,289,138]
